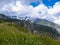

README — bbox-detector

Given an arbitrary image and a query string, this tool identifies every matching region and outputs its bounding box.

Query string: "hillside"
[0,14,60,45]
[0,14,60,38]
[0,21,60,45]
[32,18,60,34]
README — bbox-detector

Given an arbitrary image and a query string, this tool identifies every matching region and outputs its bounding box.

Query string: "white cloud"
[54,19,60,25]
[48,2,60,15]
[1,5,8,11]
[53,16,60,25]
[20,0,42,5]
[31,2,60,25]
[0,0,60,25]
[49,2,60,25]
[31,3,48,18]
[1,0,33,16]
[10,1,24,12]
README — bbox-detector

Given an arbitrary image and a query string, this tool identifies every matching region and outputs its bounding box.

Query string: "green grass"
[0,22,60,45]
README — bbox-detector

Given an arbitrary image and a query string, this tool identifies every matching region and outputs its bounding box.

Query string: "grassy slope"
[0,21,60,45]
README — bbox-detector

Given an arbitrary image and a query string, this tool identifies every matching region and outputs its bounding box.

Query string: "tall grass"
[0,23,60,45]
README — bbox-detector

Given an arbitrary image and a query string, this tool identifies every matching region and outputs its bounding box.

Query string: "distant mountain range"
[0,14,60,38]
[32,18,60,34]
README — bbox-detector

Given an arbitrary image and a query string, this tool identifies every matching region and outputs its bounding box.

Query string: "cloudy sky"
[0,0,60,25]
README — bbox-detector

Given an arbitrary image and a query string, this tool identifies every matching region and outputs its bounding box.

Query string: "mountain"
[32,18,60,34]
[0,21,60,45]
[23,20,60,38]
[0,14,60,45]
[0,14,9,19]
[32,18,57,27]
[0,14,60,38]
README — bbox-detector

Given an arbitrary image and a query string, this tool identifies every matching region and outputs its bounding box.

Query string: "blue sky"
[0,0,60,25]
[43,0,60,6]
[31,0,60,7]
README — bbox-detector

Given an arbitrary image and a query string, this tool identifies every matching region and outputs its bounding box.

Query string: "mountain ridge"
[0,14,60,38]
